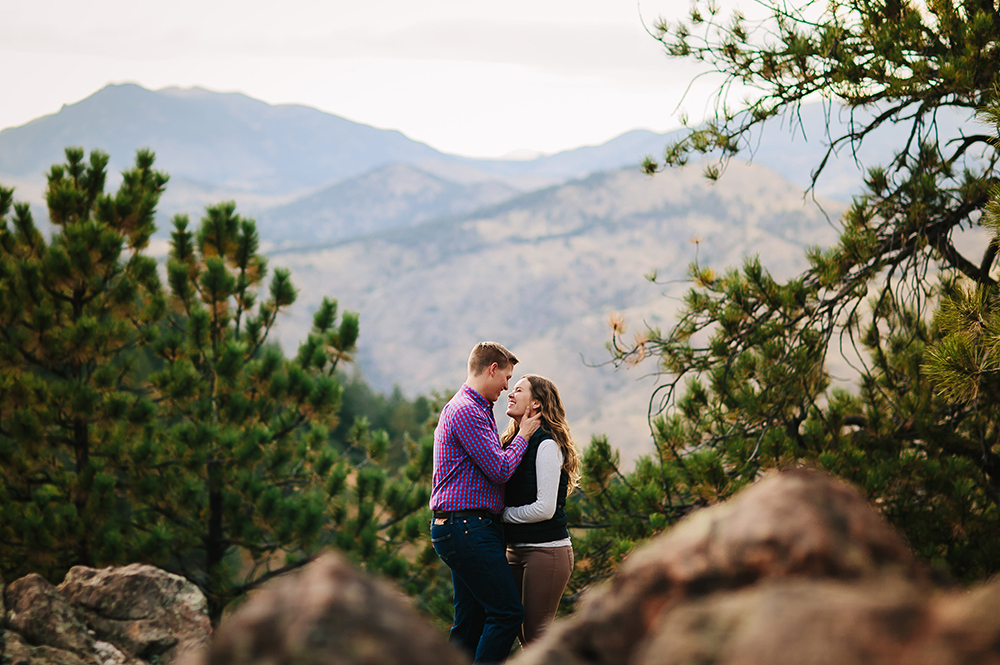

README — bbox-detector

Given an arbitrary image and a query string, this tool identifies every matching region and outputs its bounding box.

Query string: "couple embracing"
[430,341,579,664]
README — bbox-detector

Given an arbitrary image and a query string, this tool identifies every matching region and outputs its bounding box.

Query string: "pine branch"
[232,554,319,596]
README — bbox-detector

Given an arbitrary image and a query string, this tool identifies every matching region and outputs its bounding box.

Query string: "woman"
[501,374,580,647]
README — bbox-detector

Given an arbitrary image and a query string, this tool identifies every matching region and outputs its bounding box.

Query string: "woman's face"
[505,377,538,419]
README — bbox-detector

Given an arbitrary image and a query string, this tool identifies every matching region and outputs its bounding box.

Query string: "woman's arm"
[503,439,564,524]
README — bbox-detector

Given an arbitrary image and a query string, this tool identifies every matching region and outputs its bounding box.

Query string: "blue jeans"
[431,515,524,664]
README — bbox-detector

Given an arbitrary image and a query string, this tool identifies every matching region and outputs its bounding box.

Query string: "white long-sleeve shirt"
[502,439,572,548]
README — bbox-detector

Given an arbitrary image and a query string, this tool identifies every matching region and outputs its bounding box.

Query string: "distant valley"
[3,83,984,460]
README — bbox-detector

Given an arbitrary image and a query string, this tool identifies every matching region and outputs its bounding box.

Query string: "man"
[430,341,541,664]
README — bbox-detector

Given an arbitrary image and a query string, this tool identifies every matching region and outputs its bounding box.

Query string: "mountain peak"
[0,83,444,193]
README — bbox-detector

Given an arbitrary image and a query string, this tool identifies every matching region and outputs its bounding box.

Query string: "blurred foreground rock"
[515,467,1000,665]
[1,564,209,665]
[193,552,465,665]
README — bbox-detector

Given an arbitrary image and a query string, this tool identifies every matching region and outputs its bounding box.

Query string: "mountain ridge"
[0,83,675,196]
[2,83,979,208]
[0,83,445,194]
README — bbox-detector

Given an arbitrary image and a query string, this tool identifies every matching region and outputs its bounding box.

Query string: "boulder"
[515,468,929,665]
[5,574,98,665]
[194,552,467,665]
[632,574,1000,665]
[2,631,97,665]
[637,575,924,665]
[912,579,1000,665]
[57,564,210,665]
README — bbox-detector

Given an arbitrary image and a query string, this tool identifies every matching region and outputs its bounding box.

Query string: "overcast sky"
[0,0,734,158]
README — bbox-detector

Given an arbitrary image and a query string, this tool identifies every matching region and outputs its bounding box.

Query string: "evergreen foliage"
[334,376,433,468]
[140,203,450,621]
[922,102,1000,525]
[0,149,450,624]
[0,148,166,579]
[575,0,1000,585]
[140,202,359,618]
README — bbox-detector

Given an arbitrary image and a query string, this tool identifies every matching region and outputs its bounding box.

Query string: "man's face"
[483,362,513,403]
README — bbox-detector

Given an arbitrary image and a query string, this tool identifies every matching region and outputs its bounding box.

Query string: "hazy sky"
[0,0,734,158]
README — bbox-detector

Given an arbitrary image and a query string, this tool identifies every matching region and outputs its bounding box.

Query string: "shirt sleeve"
[452,404,529,484]
[503,439,563,524]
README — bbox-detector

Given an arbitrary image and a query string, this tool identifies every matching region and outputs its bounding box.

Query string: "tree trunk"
[73,417,93,566]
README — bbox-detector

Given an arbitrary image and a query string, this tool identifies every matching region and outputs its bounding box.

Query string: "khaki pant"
[506,545,574,647]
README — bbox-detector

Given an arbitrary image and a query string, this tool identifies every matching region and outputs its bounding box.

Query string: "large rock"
[633,575,1000,665]
[1,631,97,665]
[57,564,211,665]
[516,468,929,665]
[194,552,467,665]
[5,574,98,665]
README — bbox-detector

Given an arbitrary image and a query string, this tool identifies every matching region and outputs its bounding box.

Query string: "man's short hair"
[468,341,519,376]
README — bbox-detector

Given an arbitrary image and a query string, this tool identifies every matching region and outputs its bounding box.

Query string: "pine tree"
[2,150,450,622]
[575,0,1000,584]
[0,148,166,579]
[138,202,355,618]
[923,100,1000,514]
[147,203,450,621]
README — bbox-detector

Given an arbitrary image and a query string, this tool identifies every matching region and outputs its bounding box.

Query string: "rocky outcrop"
[6,574,98,665]
[3,630,99,665]
[1,565,209,665]
[515,467,1000,665]
[193,552,466,665]
[57,564,210,665]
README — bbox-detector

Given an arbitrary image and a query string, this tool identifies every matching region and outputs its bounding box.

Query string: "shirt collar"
[461,383,492,409]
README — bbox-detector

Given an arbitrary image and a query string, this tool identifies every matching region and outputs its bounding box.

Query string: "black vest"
[504,427,570,543]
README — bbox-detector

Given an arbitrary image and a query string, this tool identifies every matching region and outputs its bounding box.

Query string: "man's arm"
[452,405,531,484]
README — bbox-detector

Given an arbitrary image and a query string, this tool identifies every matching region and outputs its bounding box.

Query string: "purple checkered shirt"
[429,384,529,514]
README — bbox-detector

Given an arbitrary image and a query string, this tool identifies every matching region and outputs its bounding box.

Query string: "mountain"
[0,84,681,230]
[1,83,980,208]
[256,163,523,246]
[449,129,677,180]
[266,161,844,461]
[0,84,677,198]
[0,83,446,194]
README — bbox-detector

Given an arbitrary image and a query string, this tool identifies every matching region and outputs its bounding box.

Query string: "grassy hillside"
[268,161,843,461]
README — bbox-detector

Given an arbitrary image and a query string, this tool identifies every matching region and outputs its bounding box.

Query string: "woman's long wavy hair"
[501,374,580,491]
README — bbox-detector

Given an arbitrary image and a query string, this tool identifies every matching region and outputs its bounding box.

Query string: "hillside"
[256,163,523,246]
[267,161,844,461]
